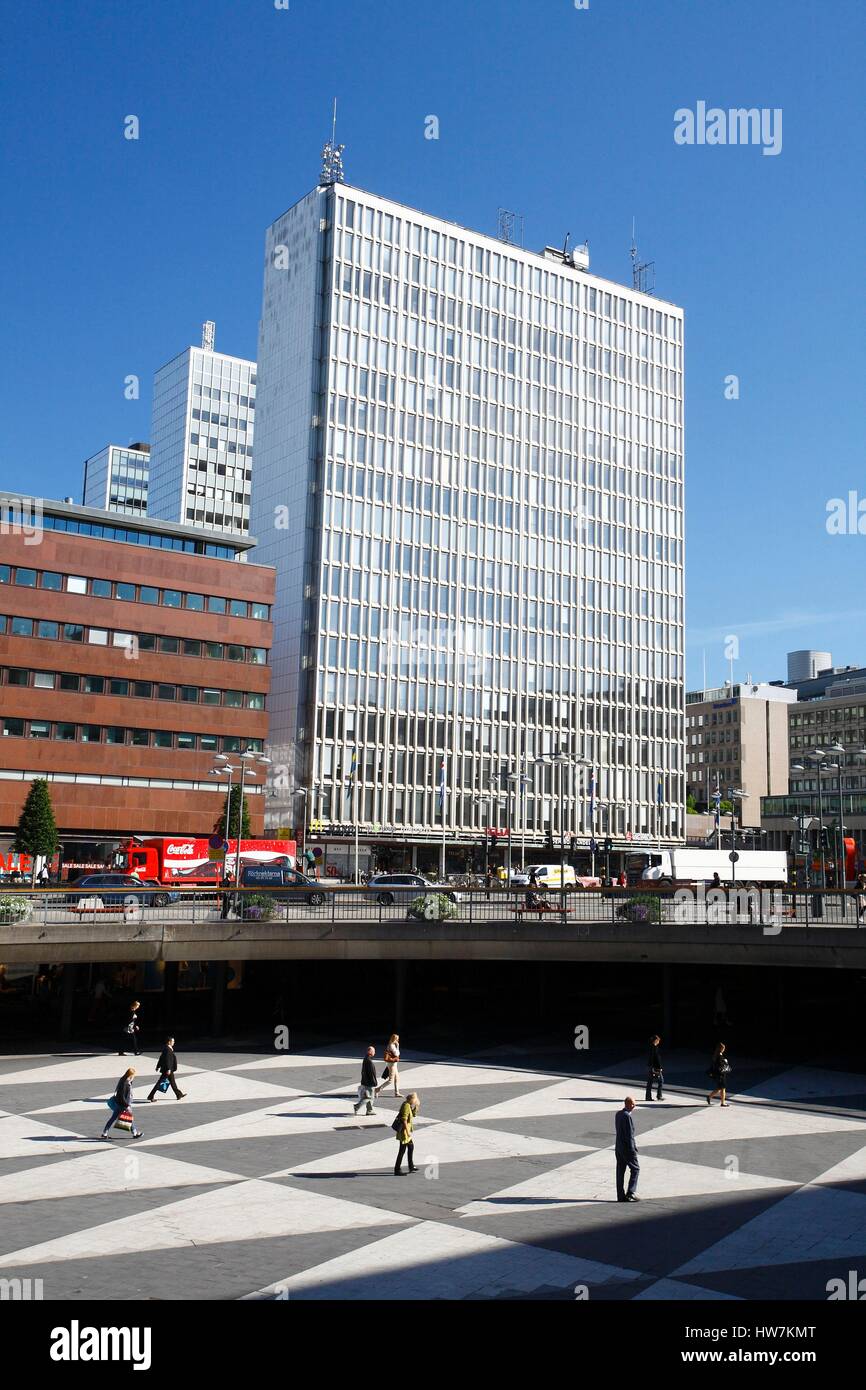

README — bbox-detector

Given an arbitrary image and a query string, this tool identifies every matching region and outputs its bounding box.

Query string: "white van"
[511,863,577,888]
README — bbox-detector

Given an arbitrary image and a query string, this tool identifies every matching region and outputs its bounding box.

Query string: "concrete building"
[0,494,273,866]
[82,443,150,516]
[250,180,685,867]
[147,323,256,535]
[685,681,795,827]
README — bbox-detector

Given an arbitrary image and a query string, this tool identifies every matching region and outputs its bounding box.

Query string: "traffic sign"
[208,835,228,850]
[208,847,227,863]
[729,851,739,863]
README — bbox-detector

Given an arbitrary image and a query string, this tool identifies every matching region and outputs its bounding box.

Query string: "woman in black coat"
[707,1042,732,1107]
[645,1034,663,1101]
[100,1067,143,1138]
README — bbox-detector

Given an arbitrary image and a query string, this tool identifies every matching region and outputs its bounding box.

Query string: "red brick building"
[0,496,274,863]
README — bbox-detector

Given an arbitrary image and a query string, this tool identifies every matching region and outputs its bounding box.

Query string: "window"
[56,722,76,741]
[157,684,176,701]
[15,568,37,587]
[59,674,80,692]
[247,692,265,710]
[7,669,29,686]
[249,648,267,665]
[180,686,198,703]
[137,633,157,652]
[226,644,244,662]
[30,721,51,739]
[112,632,133,649]
[105,727,126,744]
[84,675,105,694]
[64,624,84,642]
[224,690,243,707]
[200,734,218,752]
[130,729,149,746]
[206,642,224,660]
[88,629,108,646]
[3,718,24,736]
[132,681,152,698]
[163,590,182,608]
[139,586,159,605]
[37,620,59,639]
[91,578,112,598]
[185,593,204,612]
[41,572,62,591]
[202,688,220,705]
[182,638,201,657]
[153,730,172,748]
[11,618,33,636]
[208,596,227,615]
[222,736,241,752]
[115,582,136,601]
[251,602,269,620]
[67,576,87,594]
[0,565,9,584]
[177,732,196,750]
[33,672,55,689]
[229,599,247,618]
[80,725,101,742]
[159,636,179,654]
[109,679,129,697]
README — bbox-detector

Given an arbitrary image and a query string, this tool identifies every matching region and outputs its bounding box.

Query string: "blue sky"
[1,0,864,689]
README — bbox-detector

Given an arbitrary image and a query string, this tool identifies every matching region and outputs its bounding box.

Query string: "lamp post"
[824,744,866,888]
[533,752,590,888]
[728,788,749,888]
[211,750,271,907]
[505,768,529,877]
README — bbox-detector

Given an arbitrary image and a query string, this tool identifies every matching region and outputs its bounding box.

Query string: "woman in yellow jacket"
[393,1092,420,1175]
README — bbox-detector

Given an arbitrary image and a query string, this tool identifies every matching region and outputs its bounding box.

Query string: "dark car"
[239,864,328,907]
[363,872,460,907]
[65,874,177,908]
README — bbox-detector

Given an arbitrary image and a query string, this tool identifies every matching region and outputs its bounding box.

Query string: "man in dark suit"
[615,1096,640,1202]
[147,1036,186,1101]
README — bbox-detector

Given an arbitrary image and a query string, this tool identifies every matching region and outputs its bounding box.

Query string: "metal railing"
[0,884,863,929]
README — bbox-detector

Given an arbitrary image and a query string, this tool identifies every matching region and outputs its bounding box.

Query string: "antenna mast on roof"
[320,98,345,186]
[497,208,524,246]
[630,218,655,295]
[201,321,215,352]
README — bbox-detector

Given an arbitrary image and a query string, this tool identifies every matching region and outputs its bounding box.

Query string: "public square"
[1,1040,864,1301]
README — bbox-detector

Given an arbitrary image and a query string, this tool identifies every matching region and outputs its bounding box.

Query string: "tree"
[719,799,733,816]
[13,779,59,883]
[214,790,251,840]
[686,793,698,813]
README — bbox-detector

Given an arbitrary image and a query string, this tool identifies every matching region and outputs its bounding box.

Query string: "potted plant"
[0,895,32,925]
[407,892,458,922]
[616,893,661,924]
[240,894,276,922]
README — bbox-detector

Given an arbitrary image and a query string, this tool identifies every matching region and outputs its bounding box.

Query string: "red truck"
[114,836,297,886]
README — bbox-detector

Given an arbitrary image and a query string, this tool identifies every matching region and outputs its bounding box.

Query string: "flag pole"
[439,756,446,881]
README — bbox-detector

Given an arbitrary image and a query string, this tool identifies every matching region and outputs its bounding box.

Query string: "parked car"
[364,872,461,906]
[64,874,178,908]
[239,864,329,907]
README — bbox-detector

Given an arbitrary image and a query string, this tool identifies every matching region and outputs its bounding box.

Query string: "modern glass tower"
[147,325,256,535]
[251,182,685,858]
[82,443,150,516]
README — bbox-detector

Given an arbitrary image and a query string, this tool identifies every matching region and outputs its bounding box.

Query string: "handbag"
[114,1108,134,1132]
[157,1077,171,1093]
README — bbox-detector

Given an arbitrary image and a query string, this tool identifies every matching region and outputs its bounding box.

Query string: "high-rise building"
[82,443,150,516]
[251,182,685,866]
[147,323,256,535]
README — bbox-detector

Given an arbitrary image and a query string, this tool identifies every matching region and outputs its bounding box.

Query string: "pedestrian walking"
[393,1092,420,1175]
[615,1096,640,1202]
[375,1033,402,1097]
[219,871,233,920]
[484,869,493,901]
[353,1046,378,1116]
[100,1067,143,1139]
[147,1036,187,1101]
[707,1042,732,1106]
[645,1034,663,1101]
[856,872,866,923]
[119,1000,142,1056]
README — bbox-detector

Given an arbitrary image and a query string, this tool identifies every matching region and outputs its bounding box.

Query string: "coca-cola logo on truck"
[166,843,197,857]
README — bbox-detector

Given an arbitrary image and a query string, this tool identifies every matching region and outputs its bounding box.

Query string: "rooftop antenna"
[562,231,571,258]
[630,218,655,295]
[201,320,215,352]
[320,98,345,186]
[497,208,524,246]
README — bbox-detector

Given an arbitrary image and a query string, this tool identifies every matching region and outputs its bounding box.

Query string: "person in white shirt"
[375,1033,402,1097]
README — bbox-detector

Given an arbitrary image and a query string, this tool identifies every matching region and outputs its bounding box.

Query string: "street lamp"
[209,750,271,906]
[728,788,749,888]
[533,752,590,889]
[505,768,530,874]
[825,744,866,888]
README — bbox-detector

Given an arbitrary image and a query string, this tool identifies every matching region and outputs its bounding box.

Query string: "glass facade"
[82,445,150,516]
[252,184,685,844]
[148,346,256,535]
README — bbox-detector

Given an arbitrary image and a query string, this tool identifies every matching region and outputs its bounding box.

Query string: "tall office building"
[147,323,256,534]
[251,182,685,861]
[82,443,150,516]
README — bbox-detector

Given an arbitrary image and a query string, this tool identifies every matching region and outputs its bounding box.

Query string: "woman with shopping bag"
[376,1033,402,1098]
[100,1067,143,1139]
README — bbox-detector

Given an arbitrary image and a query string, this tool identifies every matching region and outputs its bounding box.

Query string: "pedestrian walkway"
[0,1044,863,1300]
